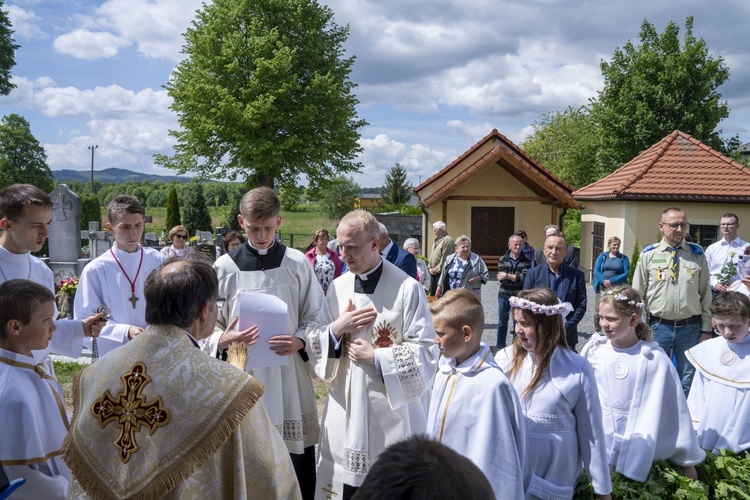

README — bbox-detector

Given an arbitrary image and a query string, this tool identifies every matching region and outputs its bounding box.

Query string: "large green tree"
[522,106,603,190]
[592,17,730,173]
[0,0,18,95]
[158,0,367,188]
[182,182,212,234]
[0,114,54,191]
[380,163,412,208]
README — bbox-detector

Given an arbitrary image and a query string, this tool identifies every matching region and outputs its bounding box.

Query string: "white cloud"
[53,29,130,60]
[5,4,45,40]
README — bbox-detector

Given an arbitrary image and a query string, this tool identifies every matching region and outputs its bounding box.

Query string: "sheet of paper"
[237,292,289,369]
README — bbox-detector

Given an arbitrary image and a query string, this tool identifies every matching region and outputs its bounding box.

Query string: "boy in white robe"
[581,286,704,483]
[75,195,165,357]
[687,291,750,453]
[306,210,437,500]
[0,184,104,366]
[202,187,323,500]
[427,288,529,499]
[0,280,70,499]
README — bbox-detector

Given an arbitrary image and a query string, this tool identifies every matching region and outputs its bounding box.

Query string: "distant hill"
[53,168,194,184]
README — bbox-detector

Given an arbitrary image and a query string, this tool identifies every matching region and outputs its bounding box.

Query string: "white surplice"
[497,346,611,499]
[0,348,70,499]
[427,343,529,499]
[74,245,165,357]
[306,260,437,498]
[203,244,323,454]
[0,246,84,362]
[686,334,750,453]
[581,335,705,482]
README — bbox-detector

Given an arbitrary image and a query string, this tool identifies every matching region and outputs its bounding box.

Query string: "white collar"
[356,260,383,281]
[381,239,394,257]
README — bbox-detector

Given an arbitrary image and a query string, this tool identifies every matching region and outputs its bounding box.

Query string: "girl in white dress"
[581,285,704,482]
[496,287,612,500]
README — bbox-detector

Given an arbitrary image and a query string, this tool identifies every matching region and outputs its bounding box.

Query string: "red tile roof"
[573,130,750,201]
[415,129,580,209]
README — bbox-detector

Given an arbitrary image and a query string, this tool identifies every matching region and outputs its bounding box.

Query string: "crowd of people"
[1,183,749,500]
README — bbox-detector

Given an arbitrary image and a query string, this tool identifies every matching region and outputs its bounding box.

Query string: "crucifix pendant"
[129,293,139,309]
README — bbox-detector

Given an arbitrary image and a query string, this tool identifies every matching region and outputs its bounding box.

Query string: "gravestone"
[196,243,218,262]
[48,185,84,281]
[81,221,113,260]
[196,230,213,242]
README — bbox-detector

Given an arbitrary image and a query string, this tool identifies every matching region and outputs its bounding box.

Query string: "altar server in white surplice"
[496,287,612,500]
[0,184,104,367]
[0,280,70,499]
[201,187,323,500]
[75,195,165,357]
[427,288,529,499]
[687,291,750,453]
[581,286,704,483]
[306,210,437,500]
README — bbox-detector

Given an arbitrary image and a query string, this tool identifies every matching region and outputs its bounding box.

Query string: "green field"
[144,203,339,250]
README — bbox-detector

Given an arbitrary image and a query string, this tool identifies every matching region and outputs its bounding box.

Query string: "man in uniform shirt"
[633,207,712,396]
[705,213,748,295]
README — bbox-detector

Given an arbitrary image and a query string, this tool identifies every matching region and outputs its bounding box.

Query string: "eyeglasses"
[661,222,688,230]
[174,234,188,239]
[714,323,746,333]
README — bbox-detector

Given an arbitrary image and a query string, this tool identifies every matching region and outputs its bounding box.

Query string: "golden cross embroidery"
[91,362,171,463]
[322,484,338,499]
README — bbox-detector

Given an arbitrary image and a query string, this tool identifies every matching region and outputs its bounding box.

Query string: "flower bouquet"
[56,276,79,319]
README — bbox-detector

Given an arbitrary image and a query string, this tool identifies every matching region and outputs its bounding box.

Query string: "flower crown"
[509,296,574,316]
[601,290,645,309]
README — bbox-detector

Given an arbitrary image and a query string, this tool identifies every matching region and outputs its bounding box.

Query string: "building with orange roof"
[573,130,750,277]
[415,129,580,270]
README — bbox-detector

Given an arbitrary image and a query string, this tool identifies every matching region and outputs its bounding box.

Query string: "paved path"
[480,277,597,352]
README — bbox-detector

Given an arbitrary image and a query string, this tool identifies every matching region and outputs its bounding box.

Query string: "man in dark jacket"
[525,234,586,351]
[496,234,533,348]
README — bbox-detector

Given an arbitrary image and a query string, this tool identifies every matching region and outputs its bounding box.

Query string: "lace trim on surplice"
[343,448,369,475]
[392,344,426,403]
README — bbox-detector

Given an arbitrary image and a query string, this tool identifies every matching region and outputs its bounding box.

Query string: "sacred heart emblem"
[372,320,397,348]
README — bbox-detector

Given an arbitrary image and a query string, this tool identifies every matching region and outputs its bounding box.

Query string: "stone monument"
[48,184,85,282]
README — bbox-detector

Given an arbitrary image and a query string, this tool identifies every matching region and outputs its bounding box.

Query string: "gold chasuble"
[62,325,301,499]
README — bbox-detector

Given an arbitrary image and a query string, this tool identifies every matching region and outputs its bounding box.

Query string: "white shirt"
[705,236,749,289]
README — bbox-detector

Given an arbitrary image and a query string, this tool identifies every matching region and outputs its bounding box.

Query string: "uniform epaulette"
[688,242,704,255]
[641,244,656,254]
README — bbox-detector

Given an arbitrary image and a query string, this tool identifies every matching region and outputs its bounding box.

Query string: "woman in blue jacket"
[593,236,630,332]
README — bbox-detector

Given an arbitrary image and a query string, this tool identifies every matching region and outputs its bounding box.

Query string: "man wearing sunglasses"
[633,207,712,397]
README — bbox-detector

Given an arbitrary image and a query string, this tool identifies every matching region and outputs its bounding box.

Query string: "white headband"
[601,290,645,309]
[509,296,574,316]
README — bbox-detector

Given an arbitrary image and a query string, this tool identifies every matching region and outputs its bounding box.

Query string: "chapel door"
[592,222,605,269]
[471,207,515,255]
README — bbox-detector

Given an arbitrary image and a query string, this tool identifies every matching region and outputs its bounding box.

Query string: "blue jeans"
[651,320,702,396]
[497,296,512,348]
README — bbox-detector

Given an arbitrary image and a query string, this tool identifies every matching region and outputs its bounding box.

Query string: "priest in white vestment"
[63,255,301,499]
[686,291,750,453]
[306,210,437,500]
[0,280,71,499]
[74,195,166,357]
[200,187,322,499]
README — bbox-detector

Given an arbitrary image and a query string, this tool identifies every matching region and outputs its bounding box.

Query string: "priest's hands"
[82,314,106,338]
[218,316,260,350]
[331,299,377,340]
[269,335,304,356]
[127,326,144,340]
[348,339,375,365]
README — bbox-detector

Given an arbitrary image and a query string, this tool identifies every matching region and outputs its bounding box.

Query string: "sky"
[2,0,750,188]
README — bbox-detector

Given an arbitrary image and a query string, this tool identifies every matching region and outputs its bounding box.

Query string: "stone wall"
[375,214,422,247]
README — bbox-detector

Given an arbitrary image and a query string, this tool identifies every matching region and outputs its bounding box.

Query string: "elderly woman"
[223,230,246,253]
[305,228,342,293]
[436,235,489,299]
[403,238,429,293]
[160,225,193,257]
[592,236,630,332]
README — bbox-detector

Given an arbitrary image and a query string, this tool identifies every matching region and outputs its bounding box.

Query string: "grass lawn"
[144,204,339,250]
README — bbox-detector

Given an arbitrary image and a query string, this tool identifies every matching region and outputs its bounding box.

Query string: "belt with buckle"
[650,315,701,327]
